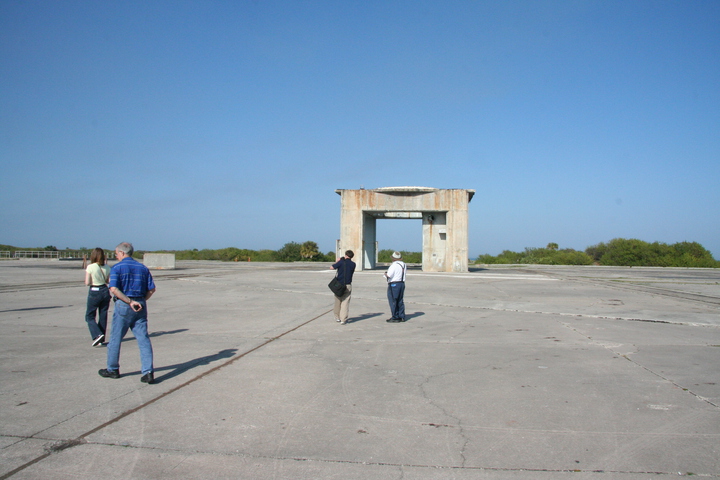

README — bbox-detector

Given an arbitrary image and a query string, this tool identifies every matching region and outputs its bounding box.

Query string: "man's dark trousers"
[387,282,405,321]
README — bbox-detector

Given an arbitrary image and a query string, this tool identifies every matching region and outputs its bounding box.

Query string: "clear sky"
[2,1,719,258]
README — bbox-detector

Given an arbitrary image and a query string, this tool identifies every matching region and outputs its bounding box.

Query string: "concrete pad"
[1,260,719,478]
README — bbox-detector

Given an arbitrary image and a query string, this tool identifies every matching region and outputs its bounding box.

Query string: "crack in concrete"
[529,270,720,308]
[417,372,469,468]
[559,321,720,410]
[408,298,720,328]
[39,439,716,477]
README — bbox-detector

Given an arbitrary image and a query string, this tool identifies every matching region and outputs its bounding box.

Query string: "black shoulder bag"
[328,259,348,297]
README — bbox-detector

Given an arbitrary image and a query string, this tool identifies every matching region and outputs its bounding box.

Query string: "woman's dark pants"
[85,286,110,339]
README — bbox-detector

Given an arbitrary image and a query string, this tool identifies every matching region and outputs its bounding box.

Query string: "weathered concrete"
[336,187,475,272]
[1,260,719,479]
[142,253,176,270]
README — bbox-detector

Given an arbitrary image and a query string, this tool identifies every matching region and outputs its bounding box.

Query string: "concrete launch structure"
[336,187,475,272]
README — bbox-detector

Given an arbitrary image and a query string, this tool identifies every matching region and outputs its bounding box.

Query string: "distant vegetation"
[377,249,422,263]
[168,246,422,263]
[3,238,717,267]
[155,241,335,262]
[475,239,719,268]
[0,243,421,264]
[0,241,335,262]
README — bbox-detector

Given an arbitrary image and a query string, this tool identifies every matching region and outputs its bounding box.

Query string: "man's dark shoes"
[98,368,120,379]
[92,334,105,347]
[141,372,155,384]
[387,318,402,323]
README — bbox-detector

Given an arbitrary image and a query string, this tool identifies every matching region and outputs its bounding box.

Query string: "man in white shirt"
[384,251,406,323]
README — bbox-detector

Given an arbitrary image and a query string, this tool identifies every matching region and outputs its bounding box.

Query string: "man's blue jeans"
[387,282,406,320]
[106,300,154,375]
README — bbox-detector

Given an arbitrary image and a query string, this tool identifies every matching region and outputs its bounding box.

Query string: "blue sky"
[2,1,719,258]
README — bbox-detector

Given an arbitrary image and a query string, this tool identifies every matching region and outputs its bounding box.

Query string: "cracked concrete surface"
[1,261,719,479]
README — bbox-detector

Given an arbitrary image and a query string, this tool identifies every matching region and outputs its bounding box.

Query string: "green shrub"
[253,250,277,262]
[275,242,301,262]
[542,250,593,265]
[475,254,501,264]
[477,244,619,266]
[599,239,654,266]
[588,238,719,267]
[378,249,421,263]
[157,243,325,262]
[671,242,718,267]
[585,242,608,263]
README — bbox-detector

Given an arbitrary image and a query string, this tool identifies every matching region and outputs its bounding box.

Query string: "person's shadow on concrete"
[1,305,66,313]
[346,312,384,324]
[149,329,189,338]
[123,348,238,384]
[469,266,489,272]
[346,311,426,323]
[404,312,425,321]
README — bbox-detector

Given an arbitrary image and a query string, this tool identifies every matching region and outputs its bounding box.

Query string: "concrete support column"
[337,193,364,263]
[446,189,470,272]
[422,211,447,272]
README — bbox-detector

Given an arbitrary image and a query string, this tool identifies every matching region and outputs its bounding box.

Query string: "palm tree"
[300,241,320,260]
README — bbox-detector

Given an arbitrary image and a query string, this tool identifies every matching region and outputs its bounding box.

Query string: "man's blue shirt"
[332,258,355,285]
[109,257,155,297]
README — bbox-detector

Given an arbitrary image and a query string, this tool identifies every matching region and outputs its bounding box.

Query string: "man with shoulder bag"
[329,250,355,325]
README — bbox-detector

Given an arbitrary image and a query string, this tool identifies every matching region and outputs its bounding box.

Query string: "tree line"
[475,239,718,268]
[3,238,717,267]
[0,241,335,262]
[170,246,424,263]
[159,241,336,262]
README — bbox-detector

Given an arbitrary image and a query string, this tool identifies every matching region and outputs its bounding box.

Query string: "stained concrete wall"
[143,253,176,270]
[336,187,474,272]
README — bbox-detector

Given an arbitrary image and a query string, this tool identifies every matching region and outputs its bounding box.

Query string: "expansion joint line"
[618,354,720,409]
[0,309,332,480]
[524,269,720,308]
[559,321,720,410]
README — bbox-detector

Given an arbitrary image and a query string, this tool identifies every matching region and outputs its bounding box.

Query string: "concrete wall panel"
[143,253,176,270]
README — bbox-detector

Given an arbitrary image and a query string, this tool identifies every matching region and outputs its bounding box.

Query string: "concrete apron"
[1,261,719,479]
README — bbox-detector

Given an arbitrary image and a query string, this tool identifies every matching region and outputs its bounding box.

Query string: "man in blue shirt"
[330,250,355,325]
[99,242,157,384]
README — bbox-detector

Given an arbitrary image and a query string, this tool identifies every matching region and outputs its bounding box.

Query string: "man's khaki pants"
[333,284,352,324]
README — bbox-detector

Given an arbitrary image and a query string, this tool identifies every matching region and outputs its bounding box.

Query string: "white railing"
[5,251,98,259]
